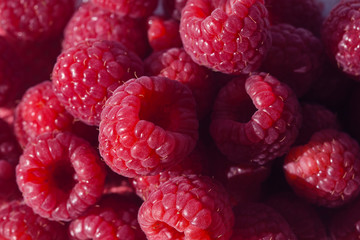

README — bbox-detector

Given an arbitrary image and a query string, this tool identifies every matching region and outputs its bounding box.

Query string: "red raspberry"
[69,193,146,240]
[260,23,324,97]
[62,2,149,58]
[210,73,302,165]
[99,76,199,177]
[231,202,297,240]
[132,142,205,200]
[0,0,74,42]
[265,192,328,240]
[329,197,360,239]
[180,0,272,74]
[0,200,68,240]
[14,81,74,148]
[144,47,215,119]
[16,131,106,221]
[92,0,158,18]
[295,102,341,145]
[138,174,234,240]
[265,0,323,36]
[163,0,187,20]
[284,129,360,207]
[322,0,360,78]
[52,39,144,126]
[147,16,182,51]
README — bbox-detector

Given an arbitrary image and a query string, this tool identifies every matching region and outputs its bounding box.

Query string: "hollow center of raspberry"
[152,221,184,239]
[51,162,76,194]
[139,99,173,130]
[235,98,257,123]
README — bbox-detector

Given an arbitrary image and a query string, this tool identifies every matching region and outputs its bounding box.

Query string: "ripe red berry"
[180,0,272,74]
[16,131,106,221]
[284,129,360,207]
[52,39,144,126]
[138,174,234,240]
[99,76,199,178]
[92,0,158,18]
[210,73,302,165]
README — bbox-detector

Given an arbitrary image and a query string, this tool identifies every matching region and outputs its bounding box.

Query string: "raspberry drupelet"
[16,131,106,221]
[0,0,74,42]
[14,81,74,148]
[144,47,215,119]
[92,0,159,19]
[138,174,234,240]
[62,2,149,58]
[210,73,302,165]
[180,0,272,74]
[0,200,68,240]
[99,76,199,178]
[52,39,144,126]
[284,129,360,207]
[322,0,360,78]
[69,193,146,240]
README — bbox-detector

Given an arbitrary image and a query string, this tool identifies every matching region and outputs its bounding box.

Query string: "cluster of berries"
[1,0,360,239]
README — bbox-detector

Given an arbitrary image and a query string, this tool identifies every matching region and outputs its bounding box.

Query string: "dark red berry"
[92,0,158,18]
[52,39,144,126]
[16,131,106,221]
[210,73,302,165]
[180,0,272,74]
[284,129,360,207]
[99,76,199,177]
[138,174,234,240]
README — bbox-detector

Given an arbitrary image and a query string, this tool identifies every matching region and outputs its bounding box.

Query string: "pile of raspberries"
[1,0,360,239]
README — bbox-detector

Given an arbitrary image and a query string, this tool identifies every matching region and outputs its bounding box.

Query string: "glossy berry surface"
[180,0,272,74]
[16,131,106,221]
[138,174,234,240]
[92,0,158,18]
[99,76,199,178]
[284,129,360,207]
[210,73,302,165]
[52,39,144,126]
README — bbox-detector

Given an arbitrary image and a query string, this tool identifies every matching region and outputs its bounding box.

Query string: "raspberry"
[295,102,341,145]
[0,0,74,42]
[92,0,158,18]
[16,131,106,221]
[0,200,68,240]
[284,129,360,207]
[231,202,297,240]
[138,174,234,240]
[14,81,74,148]
[210,73,302,165]
[147,16,182,51]
[265,192,328,240]
[144,47,215,119]
[62,2,149,58]
[99,76,199,177]
[69,193,146,240]
[322,0,360,78]
[52,39,144,126]
[163,0,187,20]
[265,0,323,36]
[180,0,272,74]
[260,23,324,97]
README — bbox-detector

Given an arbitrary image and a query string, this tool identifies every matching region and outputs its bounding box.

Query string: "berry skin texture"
[144,47,215,119]
[14,81,74,148]
[99,76,199,178]
[210,73,302,165]
[52,39,144,126]
[92,0,158,18]
[284,129,360,208]
[16,131,106,221]
[180,0,272,74]
[0,200,68,240]
[322,0,360,78]
[69,193,146,240]
[138,174,235,240]
[0,0,74,42]
[62,2,149,58]
[260,23,324,97]
[230,202,297,240]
